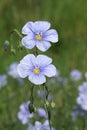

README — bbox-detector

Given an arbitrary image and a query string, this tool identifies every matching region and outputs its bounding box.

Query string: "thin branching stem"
[43,83,52,130]
[10,29,23,39]
[30,85,34,104]
[29,85,35,113]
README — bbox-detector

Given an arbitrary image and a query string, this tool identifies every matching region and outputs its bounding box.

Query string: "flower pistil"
[35,34,42,41]
[33,68,40,74]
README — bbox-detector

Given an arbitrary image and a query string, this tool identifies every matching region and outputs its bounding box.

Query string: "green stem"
[9,29,23,54]
[29,85,35,113]
[30,85,34,104]
[10,29,23,39]
[43,83,52,130]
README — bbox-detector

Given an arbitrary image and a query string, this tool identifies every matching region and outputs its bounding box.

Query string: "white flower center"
[33,68,40,74]
[35,34,42,41]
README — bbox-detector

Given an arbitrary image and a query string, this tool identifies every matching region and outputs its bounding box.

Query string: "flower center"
[35,34,42,41]
[33,68,40,74]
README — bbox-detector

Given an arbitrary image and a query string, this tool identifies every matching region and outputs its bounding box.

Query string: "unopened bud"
[46,101,49,106]
[18,41,23,50]
[4,40,10,51]
[28,103,35,113]
[51,102,56,108]
[11,48,16,55]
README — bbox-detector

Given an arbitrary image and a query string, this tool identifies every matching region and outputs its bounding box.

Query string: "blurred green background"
[0,0,87,130]
[1,0,87,73]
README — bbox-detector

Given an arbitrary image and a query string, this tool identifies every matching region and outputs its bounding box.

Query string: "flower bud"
[51,102,56,108]
[18,41,23,50]
[11,47,16,55]
[4,40,10,51]
[28,103,35,113]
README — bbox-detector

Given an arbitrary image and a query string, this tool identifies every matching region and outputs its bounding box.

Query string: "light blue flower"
[76,94,87,110]
[27,121,42,130]
[37,90,52,100]
[27,120,55,130]
[8,62,24,85]
[41,120,55,130]
[8,62,20,78]
[71,105,85,121]
[34,121,42,130]
[70,69,82,81]
[34,120,55,130]
[78,82,87,95]
[0,75,7,89]
[37,108,48,119]
[17,101,34,124]
[17,54,56,85]
[77,82,87,110]
[27,123,35,130]
[22,21,58,51]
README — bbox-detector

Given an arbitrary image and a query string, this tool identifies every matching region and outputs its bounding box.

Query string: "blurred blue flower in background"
[34,121,42,130]
[17,101,34,124]
[77,82,87,110]
[37,108,48,119]
[27,120,55,130]
[37,90,52,100]
[8,62,20,78]
[71,105,85,121]
[77,94,87,110]
[0,74,7,89]
[78,82,87,94]
[35,120,55,130]
[27,123,35,130]
[17,54,56,85]
[7,62,24,85]
[48,68,68,86]
[41,120,55,130]
[70,69,82,81]
[22,21,58,51]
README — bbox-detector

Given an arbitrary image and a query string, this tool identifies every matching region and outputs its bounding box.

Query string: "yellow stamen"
[35,35,42,41]
[33,68,40,74]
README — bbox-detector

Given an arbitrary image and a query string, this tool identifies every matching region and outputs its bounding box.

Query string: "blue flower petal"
[17,54,36,78]
[22,22,34,34]
[17,64,32,78]
[36,55,52,67]
[77,94,87,110]
[28,73,46,85]
[20,54,36,68]
[43,64,56,77]
[44,29,58,42]
[17,63,32,78]
[22,36,35,49]
[34,21,51,32]
[36,40,51,52]
[18,112,29,124]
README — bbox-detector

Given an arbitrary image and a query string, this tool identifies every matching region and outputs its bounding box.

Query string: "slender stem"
[30,85,34,104]
[43,83,52,130]
[29,85,35,113]
[10,29,23,39]
[9,29,23,54]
